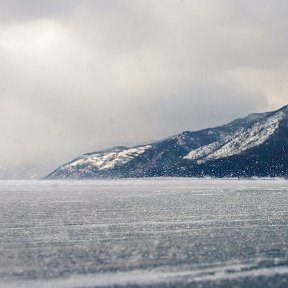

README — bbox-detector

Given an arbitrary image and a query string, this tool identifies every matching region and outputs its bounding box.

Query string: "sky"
[1,0,288,178]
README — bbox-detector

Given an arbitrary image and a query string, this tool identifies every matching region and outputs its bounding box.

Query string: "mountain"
[46,105,288,179]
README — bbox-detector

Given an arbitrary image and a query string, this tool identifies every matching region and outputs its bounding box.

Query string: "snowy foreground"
[1,179,288,288]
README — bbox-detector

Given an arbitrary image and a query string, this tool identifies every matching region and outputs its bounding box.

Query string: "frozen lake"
[1,179,288,288]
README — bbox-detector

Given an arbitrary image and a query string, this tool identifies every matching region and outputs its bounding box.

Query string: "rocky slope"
[46,105,288,178]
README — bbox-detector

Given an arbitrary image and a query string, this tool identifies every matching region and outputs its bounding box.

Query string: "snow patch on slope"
[184,111,285,163]
[61,145,152,172]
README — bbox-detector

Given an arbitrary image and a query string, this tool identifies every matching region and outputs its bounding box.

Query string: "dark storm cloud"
[0,0,287,178]
[0,0,73,22]
[0,0,132,24]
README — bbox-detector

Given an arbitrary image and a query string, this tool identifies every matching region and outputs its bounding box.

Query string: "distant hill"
[46,105,288,178]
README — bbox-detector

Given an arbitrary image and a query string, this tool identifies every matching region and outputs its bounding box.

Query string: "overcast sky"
[1,0,288,178]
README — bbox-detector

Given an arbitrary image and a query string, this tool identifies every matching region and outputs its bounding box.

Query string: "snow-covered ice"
[1,178,288,288]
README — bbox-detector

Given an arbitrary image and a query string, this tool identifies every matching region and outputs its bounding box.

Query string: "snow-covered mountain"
[46,105,288,179]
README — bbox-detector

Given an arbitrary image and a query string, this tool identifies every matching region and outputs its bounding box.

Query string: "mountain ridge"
[46,105,288,179]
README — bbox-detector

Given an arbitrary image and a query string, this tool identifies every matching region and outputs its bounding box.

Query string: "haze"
[0,0,288,178]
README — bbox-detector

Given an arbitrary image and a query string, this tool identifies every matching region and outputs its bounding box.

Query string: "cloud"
[0,0,287,178]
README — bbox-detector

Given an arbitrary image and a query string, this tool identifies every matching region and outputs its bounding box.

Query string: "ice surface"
[1,179,288,288]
